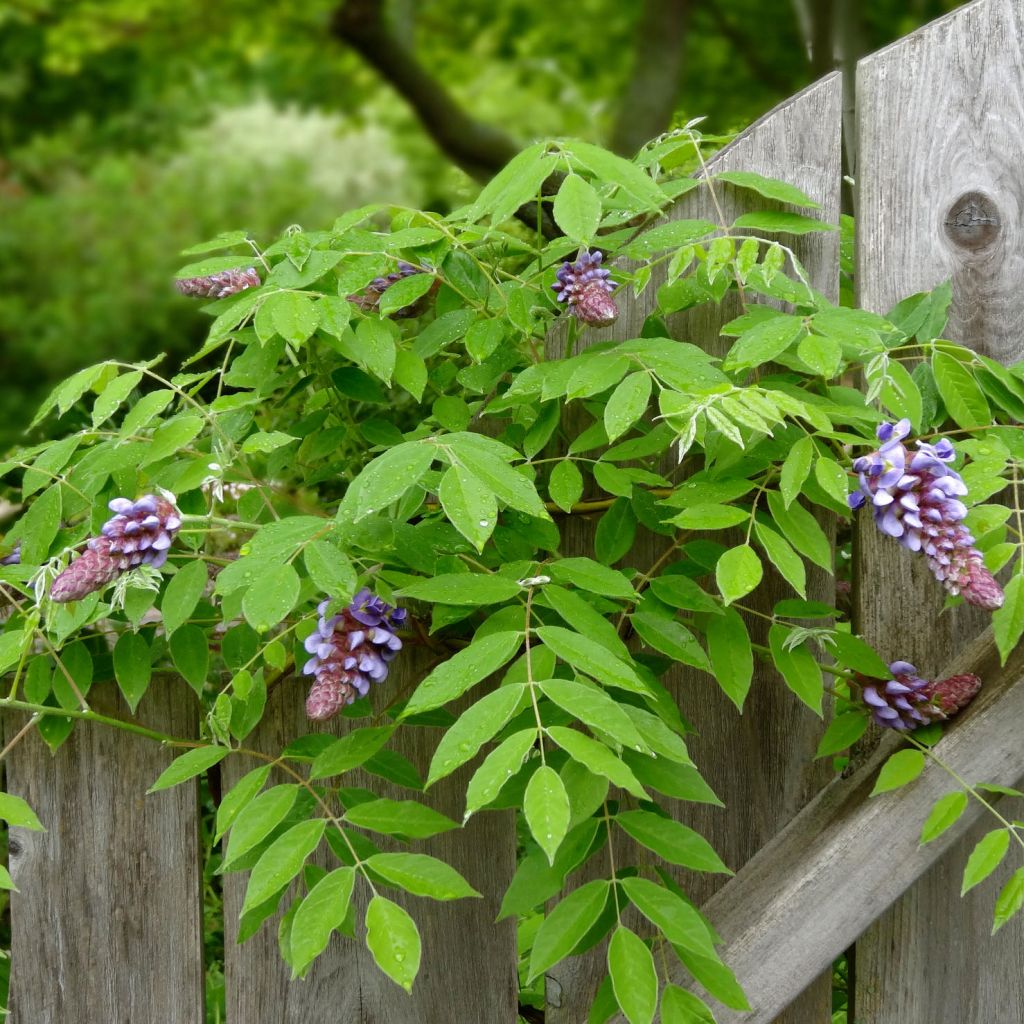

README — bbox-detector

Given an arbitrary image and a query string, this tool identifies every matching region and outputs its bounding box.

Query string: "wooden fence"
[4,0,1024,1020]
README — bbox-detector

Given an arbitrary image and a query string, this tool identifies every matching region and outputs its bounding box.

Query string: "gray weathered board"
[221,646,517,1022]
[854,0,1024,1020]
[546,73,842,1023]
[673,629,1024,1023]
[4,679,204,1024]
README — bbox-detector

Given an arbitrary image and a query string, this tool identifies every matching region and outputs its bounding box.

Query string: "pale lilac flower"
[302,589,404,721]
[50,495,182,603]
[552,249,618,327]
[862,661,981,730]
[848,420,1003,610]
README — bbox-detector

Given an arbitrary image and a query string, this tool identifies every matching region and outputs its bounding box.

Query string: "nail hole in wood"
[944,191,1001,250]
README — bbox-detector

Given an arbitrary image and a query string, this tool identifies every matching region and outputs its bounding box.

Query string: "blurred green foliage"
[0,0,967,445]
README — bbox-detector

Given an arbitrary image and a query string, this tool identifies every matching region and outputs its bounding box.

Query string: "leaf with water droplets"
[438,465,498,552]
[524,765,571,865]
[365,895,421,992]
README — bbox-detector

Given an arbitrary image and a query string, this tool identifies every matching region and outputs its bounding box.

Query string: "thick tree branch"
[608,0,691,156]
[331,0,520,182]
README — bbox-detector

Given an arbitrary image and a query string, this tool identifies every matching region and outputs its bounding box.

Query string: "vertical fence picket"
[545,74,842,1023]
[222,647,516,1023]
[3,679,204,1024]
[854,0,1024,1019]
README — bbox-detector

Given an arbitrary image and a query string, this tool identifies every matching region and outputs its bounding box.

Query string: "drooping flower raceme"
[552,249,619,327]
[862,660,982,730]
[848,419,1004,610]
[175,267,261,299]
[302,588,406,721]
[50,495,182,603]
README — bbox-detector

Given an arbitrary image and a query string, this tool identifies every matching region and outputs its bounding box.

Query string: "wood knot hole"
[8,837,23,857]
[944,191,1000,250]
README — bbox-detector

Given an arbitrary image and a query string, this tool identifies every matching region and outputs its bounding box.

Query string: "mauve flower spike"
[552,249,619,327]
[302,588,405,721]
[50,495,182,603]
[848,420,1003,610]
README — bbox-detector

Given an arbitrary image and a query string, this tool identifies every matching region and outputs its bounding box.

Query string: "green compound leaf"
[365,894,421,993]
[962,828,1011,895]
[366,852,481,901]
[524,764,571,865]
[242,818,326,913]
[397,573,520,605]
[426,685,524,788]
[400,631,523,718]
[343,799,458,839]
[160,559,209,636]
[553,174,602,242]
[608,925,658,1024]
[616,810,731,874]
[706,607,753,711]
[660,984,717,1023]
[604,372,652,442]
[871,748,925,797]
[715,544,763,606]
[242,562,300,633]
[0,792,45,832]
[779,435,814,507]
[465,728,536,816]
[920,791,968,845]
[438,465,498,552]
[148,746,228,794]
[549,460,584,514]
[221,785,300,870]
[714,171,820,209]
[993,867,1024,933]
[290,867,355,977]
[528,879,610,982]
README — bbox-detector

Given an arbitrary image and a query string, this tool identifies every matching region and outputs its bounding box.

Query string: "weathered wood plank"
[4,679,204,1024]
[855,0,1024,1017]
[222,647,517,1023]
[665,630,1024,1023]
[545,74,842,1024]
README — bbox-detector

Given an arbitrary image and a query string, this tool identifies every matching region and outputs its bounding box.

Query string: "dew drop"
[478,519,489,527]
[395,952,406,963]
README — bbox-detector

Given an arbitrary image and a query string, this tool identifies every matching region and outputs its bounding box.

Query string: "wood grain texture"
[3,679,203,1024]
[545,74,842,1024]
[854,1,1024,1018]
[666,630,1024,1023]
[222,647,517,1023]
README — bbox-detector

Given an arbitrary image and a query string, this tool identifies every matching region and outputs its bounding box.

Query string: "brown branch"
[608,0,691,156]
[331,0,520,182]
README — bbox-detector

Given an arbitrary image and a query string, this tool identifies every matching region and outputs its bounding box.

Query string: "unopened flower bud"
[175,267,260,299]
[552,249,619,327]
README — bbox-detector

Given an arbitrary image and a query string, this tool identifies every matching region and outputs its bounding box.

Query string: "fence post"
[3,679,204,1024]
[854,0,1024,1019]
[545,73,842,1023]
[221,646,517,1022]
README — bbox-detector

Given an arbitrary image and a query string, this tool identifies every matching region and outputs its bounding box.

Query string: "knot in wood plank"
[943,191,1001,250]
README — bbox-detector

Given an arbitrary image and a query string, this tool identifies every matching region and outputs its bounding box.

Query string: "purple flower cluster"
[175,267,261,299]
[50,495,182,603]
[862,661,982,731]
[302,588,406,721]
[347,262,435,319]
[848,419,1003,610]
[552,249,619,327]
